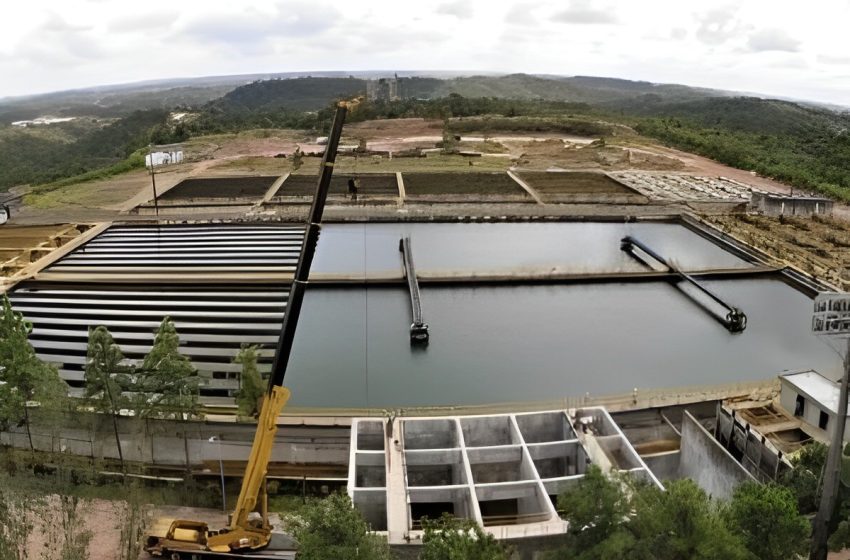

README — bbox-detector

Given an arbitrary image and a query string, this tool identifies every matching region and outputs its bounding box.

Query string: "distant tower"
[367,75,400,102]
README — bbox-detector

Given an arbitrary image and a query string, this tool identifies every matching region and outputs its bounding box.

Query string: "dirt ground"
[512,138,687,172]
[24,496,127,560]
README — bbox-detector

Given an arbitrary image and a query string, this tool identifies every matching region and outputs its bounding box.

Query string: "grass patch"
[23,150,146,207]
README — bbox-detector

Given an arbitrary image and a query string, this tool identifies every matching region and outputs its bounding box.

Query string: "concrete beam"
[396,172,406,207]
[507,170,545,205]
[263,173,290,203]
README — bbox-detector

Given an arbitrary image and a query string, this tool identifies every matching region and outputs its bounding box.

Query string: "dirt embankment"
[708,213,850,289]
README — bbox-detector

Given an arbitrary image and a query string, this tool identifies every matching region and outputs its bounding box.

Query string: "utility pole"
[810,294,850,560]
[148,143,159,217]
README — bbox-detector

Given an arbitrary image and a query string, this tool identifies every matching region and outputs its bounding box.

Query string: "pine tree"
[135,317,200,469]
[85,325,129,471]
[135,317,199,420]
[0,294,68,454]
[234,344,264,418]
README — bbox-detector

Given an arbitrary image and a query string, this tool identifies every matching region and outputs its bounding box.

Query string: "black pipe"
[399,237,429,345]
[621,235,747,333]
[267,104,348,392]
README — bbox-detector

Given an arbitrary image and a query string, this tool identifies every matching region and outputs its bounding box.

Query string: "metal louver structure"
[9,223,308,401]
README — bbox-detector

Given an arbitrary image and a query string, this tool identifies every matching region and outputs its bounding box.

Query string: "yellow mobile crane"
[145,100,355,559]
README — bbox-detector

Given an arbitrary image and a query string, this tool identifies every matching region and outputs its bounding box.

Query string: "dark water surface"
[285,277,839,408]
[314,222,752,277]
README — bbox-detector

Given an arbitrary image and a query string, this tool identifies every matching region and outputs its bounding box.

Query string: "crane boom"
[267,102,347,391]
[145,100,353,558]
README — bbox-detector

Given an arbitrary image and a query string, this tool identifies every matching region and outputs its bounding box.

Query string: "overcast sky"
[1,0,849,106]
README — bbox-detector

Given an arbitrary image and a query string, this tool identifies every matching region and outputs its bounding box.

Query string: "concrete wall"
[0,409,350,469]
[678,411,755,500]
[642,450,681,480]
[391,533,571,560]
[750,192,833,217]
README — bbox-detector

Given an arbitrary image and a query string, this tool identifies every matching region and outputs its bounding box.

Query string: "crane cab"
[145,519,209,557]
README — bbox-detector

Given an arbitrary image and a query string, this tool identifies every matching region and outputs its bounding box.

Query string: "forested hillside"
[1,73,849,200]
[625,97,850,199]
[0,109,168,190]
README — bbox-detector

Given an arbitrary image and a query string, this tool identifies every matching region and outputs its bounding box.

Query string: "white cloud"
[0,0,847,107]
[747,28,801,53]
[436,0,473,19]
[819,54,850,65]
[553,0,618,24]
[504,3,536,26]
[694,6,745,46]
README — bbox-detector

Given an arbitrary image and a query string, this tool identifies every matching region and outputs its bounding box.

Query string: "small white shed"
[779,370,850,441]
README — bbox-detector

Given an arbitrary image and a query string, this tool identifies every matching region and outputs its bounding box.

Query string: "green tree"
[133,317,201,469]
[134,317,200,419]
[420,514,510,560]
[0,294,68,454]
[725,482,809,560]
[781,441,827,514]
[557,465,631,554]
[84,325,129,471]
[288,492,389,560]
[628,479,750,560]
[234,345,264,417]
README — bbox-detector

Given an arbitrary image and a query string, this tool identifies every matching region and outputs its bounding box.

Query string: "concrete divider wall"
[678,411,755,500]
[0,410,350,469]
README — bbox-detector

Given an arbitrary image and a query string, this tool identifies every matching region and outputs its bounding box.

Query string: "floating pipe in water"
[399,237,429,345]
[621,235,747,333]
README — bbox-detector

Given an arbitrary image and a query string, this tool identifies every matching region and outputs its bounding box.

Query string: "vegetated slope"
[4,73,850,202]
[0,85,239,124]
[425,74,725,105]
[0,109,168,191]
[626,96,850,198]
[610,96,844,135]
[209,77,366,113]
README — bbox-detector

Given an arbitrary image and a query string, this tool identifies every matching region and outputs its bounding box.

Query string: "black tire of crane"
[170,553,181,560]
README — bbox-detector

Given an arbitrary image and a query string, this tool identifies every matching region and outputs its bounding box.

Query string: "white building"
[779,370,850,441]
[145,151,184,168]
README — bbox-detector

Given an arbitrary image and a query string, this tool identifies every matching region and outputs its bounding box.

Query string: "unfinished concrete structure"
[714,397,803,482]
[515,171,647,205]
[750,191,833,217]
[610,172,753,203]
[0,224,97,280]
[348,408,661,544]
